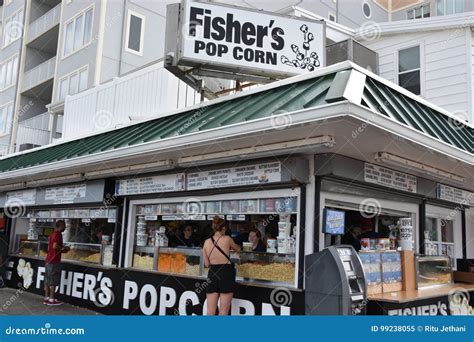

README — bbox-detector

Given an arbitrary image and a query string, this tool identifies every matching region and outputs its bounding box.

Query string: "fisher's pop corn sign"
[166,0,325,79]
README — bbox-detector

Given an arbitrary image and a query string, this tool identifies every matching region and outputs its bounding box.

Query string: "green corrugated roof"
[0,66,472,175]
[0,73,335,173]
[362,77,472,152]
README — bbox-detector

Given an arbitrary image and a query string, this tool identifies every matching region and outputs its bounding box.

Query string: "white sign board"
[116,173,186,196]
[364,163,417,193]
[437,184,474,206]
[175,0,325,77]
[45,184,87,204]
[187,162,282,190]
[6,189,36,206]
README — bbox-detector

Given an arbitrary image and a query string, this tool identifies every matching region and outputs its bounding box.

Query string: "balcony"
[22,56,56,92]
[27,3,61,43]
[16,112,61,151]
[0,144,13,157]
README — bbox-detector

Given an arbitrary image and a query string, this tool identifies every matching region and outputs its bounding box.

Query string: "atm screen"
[343,261,353,272]
[349,278,361,294]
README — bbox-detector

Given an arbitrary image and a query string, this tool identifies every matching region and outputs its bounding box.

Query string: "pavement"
[0,288,100,316]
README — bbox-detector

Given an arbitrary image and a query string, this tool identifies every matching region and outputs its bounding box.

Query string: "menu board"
[187,162,281,190]
[437,184,474,206]
[45,184,87,204]
[364,163,417,193]
[115,173,185,195]
[6,189,37,206]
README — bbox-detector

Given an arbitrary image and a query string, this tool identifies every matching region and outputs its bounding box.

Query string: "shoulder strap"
[211,236,233,264]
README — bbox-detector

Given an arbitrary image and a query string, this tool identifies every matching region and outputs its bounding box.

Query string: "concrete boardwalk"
[0,288,100,316]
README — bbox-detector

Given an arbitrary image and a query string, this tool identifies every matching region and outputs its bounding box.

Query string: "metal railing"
[27,3,61,43]
[22,56,56,92]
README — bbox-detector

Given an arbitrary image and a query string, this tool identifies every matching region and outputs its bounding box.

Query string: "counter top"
[368,283,474,303]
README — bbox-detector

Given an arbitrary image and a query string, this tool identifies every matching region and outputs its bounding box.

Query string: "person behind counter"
[248,229,266,252]
[203,216,241,315]
[177,224,200,248]
[44,220,70,306]
[233,222,250,246]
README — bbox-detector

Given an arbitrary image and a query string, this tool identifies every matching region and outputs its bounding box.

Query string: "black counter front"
[5,255,304,315]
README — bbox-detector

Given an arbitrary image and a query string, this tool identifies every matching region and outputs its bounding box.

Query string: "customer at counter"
[44,221,70,306]
[203,216,241,315]
[248,229,266,252]
[342,226,362,252]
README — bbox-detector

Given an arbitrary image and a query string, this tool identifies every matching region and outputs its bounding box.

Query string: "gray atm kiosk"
[305,245,367,315]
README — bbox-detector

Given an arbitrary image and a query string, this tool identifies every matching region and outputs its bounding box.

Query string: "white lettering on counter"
[140,284,159,316]
[159,286,177,316]
[123,280,138,310]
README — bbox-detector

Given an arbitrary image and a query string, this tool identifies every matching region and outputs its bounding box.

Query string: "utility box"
[326,39,379,74]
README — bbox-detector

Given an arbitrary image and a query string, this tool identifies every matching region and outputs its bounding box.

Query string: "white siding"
[363,28,472,122]
[62,62,199,139]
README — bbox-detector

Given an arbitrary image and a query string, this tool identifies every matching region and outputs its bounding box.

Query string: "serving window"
[12,207,118,266]
[125,188,301,287]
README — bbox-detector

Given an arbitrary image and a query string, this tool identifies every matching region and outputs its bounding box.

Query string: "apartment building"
[0,0,197,155]
[356,13,474,124]
[0,0,25,155]
[287,0,473,28]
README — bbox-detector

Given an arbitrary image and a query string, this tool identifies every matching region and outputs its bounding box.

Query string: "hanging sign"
[165,0,325,80]
[45,184,87,204]
[115,173,186,196]
[187,162,281,190]
[364,163,417,193]
[6,189,37,206]
[437,184,474,206]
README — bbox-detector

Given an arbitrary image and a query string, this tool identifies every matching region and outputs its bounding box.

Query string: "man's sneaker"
[43,297,49,305]
[47,299,63,306]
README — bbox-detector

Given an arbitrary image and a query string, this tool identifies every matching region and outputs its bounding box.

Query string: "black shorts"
[206,264,236,294]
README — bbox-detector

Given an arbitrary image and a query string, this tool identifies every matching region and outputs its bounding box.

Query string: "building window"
[63,7,94,57]
[328,12,336,22]
[3,8,24,47]
[0,55,19,91]
[407,3,430,19]
[437,0,463,15]
[362,2,372,18]
[0,102,13,136]
[58,67,88,101]
[125,10,145,55]
[398,45,421,95]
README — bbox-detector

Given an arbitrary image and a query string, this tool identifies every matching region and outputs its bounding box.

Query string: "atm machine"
[305,245,367,315]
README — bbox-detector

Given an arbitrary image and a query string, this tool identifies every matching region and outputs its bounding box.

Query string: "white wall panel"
[62,62,199,139]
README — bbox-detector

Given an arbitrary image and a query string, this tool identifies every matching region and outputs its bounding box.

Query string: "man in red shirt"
[44,220,69,306]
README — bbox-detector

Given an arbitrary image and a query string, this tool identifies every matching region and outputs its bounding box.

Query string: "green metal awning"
[0,63,471,175]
